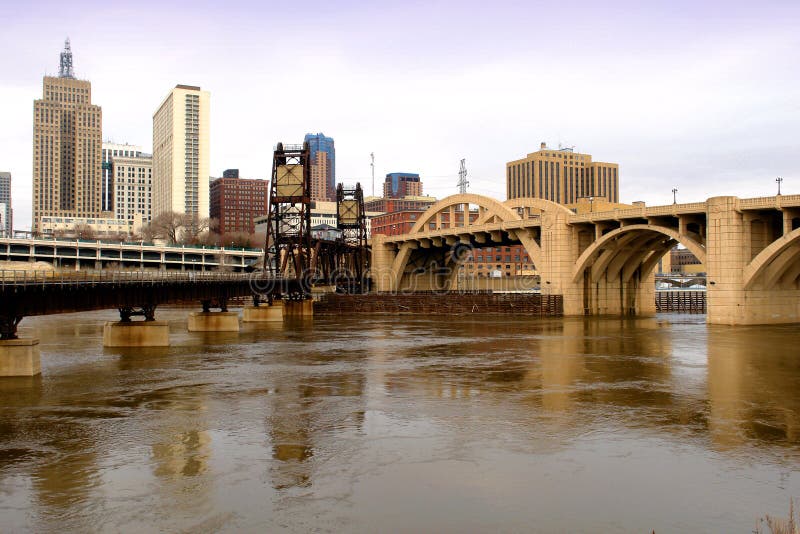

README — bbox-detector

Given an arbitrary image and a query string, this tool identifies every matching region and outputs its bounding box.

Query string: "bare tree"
[182,216,217,245]
[147,212,218,245]
[149,212,187,244]
[221,231,254,248]
[72,223,96,240]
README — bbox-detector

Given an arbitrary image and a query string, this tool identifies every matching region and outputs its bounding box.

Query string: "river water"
[1,310,798,532]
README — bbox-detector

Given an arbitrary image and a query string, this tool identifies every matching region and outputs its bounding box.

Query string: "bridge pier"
[187,312,240,332]
[706,196,800,324]
[103,321,170,347]
[284,299,314,318]
[0,339,41,377]
[187,299,240,332]
[243,300,284,322]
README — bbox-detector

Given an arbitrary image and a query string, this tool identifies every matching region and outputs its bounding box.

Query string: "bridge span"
[371,194,800,325]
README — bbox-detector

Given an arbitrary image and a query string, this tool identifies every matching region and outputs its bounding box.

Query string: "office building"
[371,209,477,237]
[0,171,11,237]
[210,170,269,234]
[112,153,153,223]
[32,39,103,233]
[506,142,619,204]
[304,133,335,201]
[102,142,144,212]
[364,195,436,214]
[384,172,423,198]
[152,84,210,220]
[462,245,535,278]
[0,202,8,238]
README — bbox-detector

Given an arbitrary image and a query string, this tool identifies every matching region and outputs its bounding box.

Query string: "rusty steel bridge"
[0,270,301,340]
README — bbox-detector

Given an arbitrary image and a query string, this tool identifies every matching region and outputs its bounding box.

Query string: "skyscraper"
[304,132,335,201]
[383,172,423,198]
[112,153,153,223]
[32,39,103,233]
[152,84,210,220]
[102,142,144,213]
[0,171,11,237]
[505,142,619,204]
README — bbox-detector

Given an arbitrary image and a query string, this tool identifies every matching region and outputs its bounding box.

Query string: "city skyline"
[1,0,799,230]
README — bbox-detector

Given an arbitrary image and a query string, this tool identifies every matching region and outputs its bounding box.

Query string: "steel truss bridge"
[0,271,298,340]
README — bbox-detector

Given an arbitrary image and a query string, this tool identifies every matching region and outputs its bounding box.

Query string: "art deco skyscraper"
[32,39,103,233]
[152,85,210,220]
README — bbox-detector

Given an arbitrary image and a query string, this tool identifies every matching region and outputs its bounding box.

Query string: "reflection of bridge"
[372,194,800,324]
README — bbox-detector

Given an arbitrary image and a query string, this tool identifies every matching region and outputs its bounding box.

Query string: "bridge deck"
[0,271,297,338]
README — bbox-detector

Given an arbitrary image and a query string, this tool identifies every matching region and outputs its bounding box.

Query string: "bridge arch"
[571,224,707,284]
[407,193,520,234]
[743,226,800,289]
[389,193,544,285]
[473,197,573,226]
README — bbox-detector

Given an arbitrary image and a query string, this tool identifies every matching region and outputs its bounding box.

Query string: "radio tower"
[370,152,375,197]
[59,38,75,79]
[457,158,469,194]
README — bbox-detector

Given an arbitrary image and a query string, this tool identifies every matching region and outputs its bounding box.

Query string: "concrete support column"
[705,196,748,324]
[707,196,800,324]
[284,299,314,317]
[0,339,41,377]
[539,211,584,316]
[103,322,170,347]
[188,312,240,332]
[242,302,284,322]
[371,235,399,292]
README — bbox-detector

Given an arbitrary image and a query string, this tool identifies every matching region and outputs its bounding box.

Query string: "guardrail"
[0,269,259,289]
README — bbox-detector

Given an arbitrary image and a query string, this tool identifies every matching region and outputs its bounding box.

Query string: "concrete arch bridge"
[371,194,800,325]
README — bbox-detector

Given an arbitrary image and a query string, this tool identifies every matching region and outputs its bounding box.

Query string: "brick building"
[209,169,269,234]
[364,195,436,214]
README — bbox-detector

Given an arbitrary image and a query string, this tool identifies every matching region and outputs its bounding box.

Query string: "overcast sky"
[1,0,799,230]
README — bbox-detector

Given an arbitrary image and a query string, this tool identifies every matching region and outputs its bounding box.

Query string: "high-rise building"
[304,133,335,201]
[102,142,144,212]
[32,39,103,233]
[112,153,153,223]
[506,142,619,204]
[0,171,11,237]
[383,172,422,198]
[152,84,210,220]
[210,172,269,235]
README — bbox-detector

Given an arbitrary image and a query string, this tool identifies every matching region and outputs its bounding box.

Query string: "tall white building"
[112,154,153,223]
[102,142,144,213]
[0,171,11,236]
[152,84,210,221]
[0,202,9,238]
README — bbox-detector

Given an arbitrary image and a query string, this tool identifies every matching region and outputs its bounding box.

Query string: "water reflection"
[707,325,800,450]
[0,311,798,531]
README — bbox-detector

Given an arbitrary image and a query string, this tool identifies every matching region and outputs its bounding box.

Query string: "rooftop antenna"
[370,152,375,197]
[59,38,75,79]
[457,158,469,194]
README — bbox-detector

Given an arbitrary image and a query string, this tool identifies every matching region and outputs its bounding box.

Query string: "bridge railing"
[0,269,262,289]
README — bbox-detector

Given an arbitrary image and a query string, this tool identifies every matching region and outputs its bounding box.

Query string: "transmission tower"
[457,158,469,194]
[59,38,75,79]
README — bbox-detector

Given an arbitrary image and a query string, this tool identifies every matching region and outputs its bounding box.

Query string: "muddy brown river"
[1,310,798,532]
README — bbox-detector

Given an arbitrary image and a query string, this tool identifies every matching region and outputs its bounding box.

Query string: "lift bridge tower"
[264,142,313,299]
[335,182,370,293]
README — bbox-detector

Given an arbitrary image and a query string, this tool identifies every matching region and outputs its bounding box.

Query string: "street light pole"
[776,176,783,195]
[672,188,678,204]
